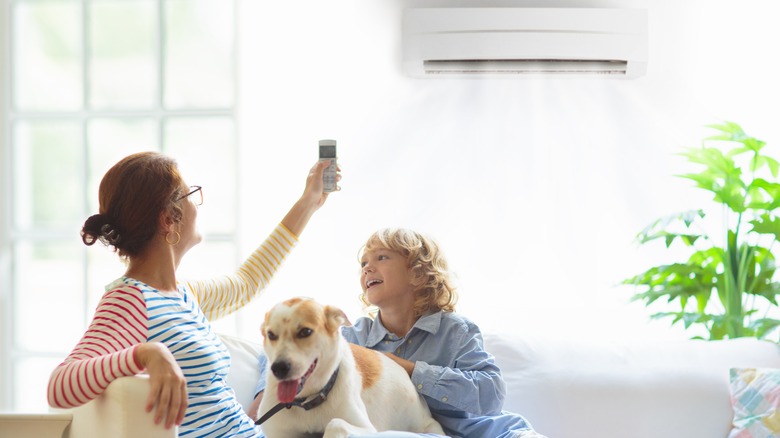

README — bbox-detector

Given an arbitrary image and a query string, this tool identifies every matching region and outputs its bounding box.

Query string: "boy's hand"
[383,352,415,377]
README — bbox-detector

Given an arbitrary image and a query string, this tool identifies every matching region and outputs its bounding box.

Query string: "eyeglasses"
[176,185,203,206]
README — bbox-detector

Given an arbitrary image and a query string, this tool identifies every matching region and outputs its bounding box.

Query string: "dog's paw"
[323,418,376,438]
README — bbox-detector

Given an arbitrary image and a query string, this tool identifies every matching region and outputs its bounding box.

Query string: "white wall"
[229,0,780,342]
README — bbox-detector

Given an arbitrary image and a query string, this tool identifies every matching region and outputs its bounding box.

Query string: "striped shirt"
[48,224,296,437]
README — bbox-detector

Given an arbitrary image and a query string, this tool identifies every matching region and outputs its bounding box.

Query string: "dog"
[256,297,445,438]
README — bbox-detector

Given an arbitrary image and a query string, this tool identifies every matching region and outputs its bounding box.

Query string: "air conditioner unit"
[402,8,648,79]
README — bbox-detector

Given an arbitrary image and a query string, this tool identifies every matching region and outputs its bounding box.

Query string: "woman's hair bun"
[81,214,122,247]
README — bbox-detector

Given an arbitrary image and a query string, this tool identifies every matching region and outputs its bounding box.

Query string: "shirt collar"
[364,310,444,348]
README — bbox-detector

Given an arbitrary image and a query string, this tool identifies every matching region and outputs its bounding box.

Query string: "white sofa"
[2,332,778,438]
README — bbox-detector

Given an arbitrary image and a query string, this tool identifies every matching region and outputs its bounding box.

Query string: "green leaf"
[677,146,748,212]
[751,318,780,339]
[679,147,737,176]
[748,180,780,210]
[624,262,717,309]
[765,156,780,178]
[747,281,780,306]
[706,121,745,138]
[635,210,706,246]
[743,137,767,153]
[749,213,780,240]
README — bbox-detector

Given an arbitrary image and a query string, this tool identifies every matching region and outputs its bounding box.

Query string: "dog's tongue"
[277,379,301,404]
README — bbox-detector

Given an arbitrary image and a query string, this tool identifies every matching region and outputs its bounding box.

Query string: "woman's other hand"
[135,342,188,429]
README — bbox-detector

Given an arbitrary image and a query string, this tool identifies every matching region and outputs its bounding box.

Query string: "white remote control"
[319,139,337,193]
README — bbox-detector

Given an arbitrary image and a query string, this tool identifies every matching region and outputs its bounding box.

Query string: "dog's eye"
[297,328,313,338]
[266,330,278,341]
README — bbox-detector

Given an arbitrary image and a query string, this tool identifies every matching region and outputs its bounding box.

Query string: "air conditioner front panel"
[402,8,648,79]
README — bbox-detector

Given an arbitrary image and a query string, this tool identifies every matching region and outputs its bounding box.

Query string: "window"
[1,0,238,411]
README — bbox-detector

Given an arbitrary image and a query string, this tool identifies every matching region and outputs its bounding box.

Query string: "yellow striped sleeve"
[184,224,298,319]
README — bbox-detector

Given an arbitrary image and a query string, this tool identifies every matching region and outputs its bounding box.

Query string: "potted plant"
[623,122,780,340]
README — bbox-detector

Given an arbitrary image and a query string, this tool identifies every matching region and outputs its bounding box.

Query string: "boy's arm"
[410,326,506,416]
[342,316,504,415]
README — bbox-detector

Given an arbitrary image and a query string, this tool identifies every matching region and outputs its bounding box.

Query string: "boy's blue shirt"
[342,311,532,438]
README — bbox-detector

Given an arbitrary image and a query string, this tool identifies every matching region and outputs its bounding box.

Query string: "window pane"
[164,0,234,108]
[14,242,85,353]
[87,118,159,213]
[13,121,83,231]
[164,117,236,234]
[89,0,157,109]
[14,357,63,411]
[12,1,82,111]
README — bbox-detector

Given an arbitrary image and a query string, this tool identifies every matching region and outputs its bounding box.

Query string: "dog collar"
[255,366,340,426]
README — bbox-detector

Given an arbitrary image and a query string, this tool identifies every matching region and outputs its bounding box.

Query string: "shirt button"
[417,384,423,390]
[441,396,448,402]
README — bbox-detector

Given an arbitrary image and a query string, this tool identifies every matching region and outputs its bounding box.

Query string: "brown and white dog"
[256,297,445,438]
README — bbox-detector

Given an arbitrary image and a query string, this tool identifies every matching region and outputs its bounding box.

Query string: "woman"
[47,151,338,437]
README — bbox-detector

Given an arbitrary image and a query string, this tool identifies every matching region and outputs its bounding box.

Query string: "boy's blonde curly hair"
[359,228,458,318]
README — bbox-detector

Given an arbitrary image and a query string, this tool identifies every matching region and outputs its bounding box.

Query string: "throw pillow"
[730,367,780,438]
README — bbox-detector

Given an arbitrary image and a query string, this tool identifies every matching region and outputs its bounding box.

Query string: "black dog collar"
[255,367,340,426]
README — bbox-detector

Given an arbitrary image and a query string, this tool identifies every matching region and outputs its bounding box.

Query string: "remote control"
[319,139,337,193]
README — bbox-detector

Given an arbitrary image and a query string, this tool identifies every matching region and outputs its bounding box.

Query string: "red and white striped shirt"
[48,224,296,437]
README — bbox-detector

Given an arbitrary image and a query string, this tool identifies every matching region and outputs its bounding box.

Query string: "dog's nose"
[271,360,292,379]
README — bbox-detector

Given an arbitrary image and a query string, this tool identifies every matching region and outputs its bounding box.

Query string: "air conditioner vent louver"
[403,8,648,79]
[423,60,629,75]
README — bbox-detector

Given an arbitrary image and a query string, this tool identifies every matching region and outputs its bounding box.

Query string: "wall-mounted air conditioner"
[402,8,648,79]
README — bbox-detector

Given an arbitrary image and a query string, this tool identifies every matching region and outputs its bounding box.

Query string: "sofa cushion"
[729,367,780,437]
[221,333,264,410]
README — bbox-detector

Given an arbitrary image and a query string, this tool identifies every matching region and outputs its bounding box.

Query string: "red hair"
[81,152,186,260]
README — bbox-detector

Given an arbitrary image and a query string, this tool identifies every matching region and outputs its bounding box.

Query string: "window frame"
[1,0,13,412]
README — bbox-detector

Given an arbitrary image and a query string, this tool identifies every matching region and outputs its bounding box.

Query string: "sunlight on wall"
[227,0,780,342]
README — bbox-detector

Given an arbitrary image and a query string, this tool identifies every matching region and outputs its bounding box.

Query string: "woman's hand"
[302,160,341,209]
[135,342,188,429]
[282,160,342,236]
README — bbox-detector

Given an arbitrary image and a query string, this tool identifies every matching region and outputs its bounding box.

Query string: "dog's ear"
[260,308,273,339]
[324,305,351,333]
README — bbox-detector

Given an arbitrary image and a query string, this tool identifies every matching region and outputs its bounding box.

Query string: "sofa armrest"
[66,375,177,438]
